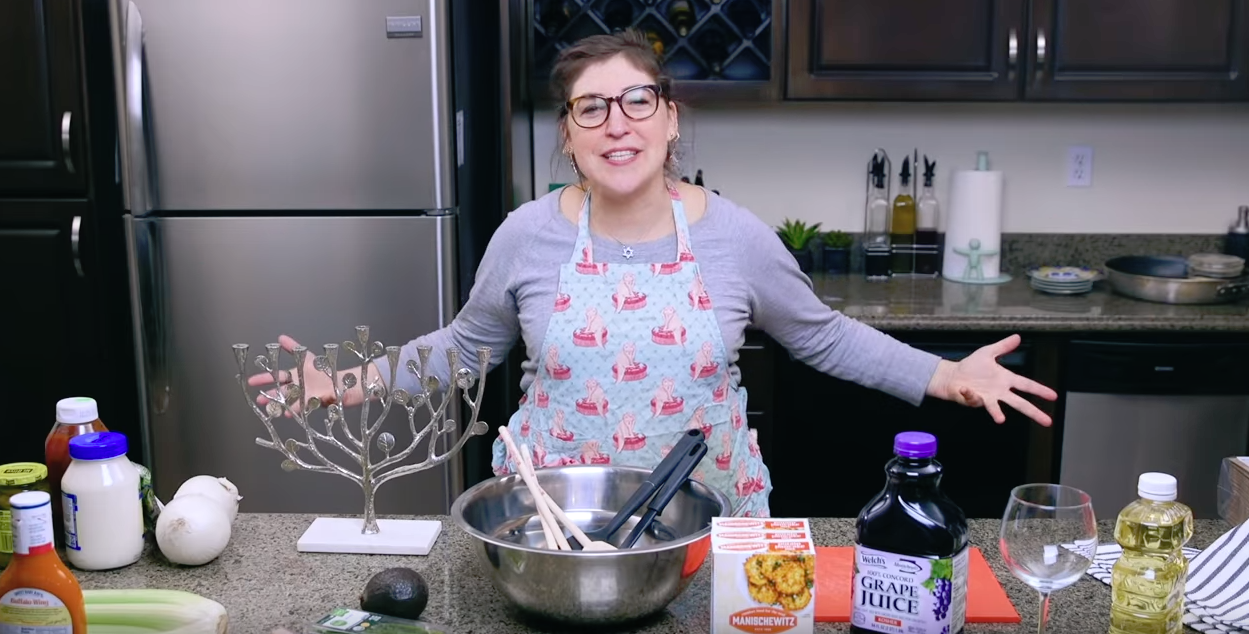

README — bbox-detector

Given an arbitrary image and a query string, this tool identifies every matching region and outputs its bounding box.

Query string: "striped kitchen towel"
[1184,519,1249,633]
[1066,519,1249,633]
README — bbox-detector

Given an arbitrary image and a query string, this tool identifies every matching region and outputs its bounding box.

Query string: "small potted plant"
[822,230,852,274]
[777,218,822,273]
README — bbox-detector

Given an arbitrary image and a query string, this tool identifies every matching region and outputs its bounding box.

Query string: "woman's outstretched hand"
[926,334,1058,426]
[245,334,372,414]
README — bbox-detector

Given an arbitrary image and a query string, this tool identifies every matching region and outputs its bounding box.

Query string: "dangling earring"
[564,144,580,177]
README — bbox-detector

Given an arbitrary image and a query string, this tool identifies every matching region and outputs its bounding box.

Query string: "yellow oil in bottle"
[1109,473,1194,634]
[889,156,916,274]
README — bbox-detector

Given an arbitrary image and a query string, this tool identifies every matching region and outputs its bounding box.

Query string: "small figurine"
[953,238,998,282]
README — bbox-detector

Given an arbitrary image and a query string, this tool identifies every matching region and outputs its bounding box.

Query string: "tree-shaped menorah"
[232,325,491,555]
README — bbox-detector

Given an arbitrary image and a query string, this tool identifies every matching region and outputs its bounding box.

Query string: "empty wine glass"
[999,483,1098,634]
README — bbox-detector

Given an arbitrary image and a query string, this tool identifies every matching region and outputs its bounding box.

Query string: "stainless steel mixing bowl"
[450,464,731,626]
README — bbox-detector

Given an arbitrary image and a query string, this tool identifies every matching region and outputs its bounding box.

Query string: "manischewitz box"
[711,517,815,634]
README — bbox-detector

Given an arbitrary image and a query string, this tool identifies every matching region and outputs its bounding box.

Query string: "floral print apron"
[490,184,772,517]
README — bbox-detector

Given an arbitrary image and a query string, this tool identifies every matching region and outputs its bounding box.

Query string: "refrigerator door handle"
[111,0,151,214]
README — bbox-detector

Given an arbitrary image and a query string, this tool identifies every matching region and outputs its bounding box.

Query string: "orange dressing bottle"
[0,491,86,633]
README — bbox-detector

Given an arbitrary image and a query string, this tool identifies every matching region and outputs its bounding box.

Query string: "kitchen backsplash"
[532,101,1249,235]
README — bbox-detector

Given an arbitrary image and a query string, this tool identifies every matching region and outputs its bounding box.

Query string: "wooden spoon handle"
[498,426,560,550]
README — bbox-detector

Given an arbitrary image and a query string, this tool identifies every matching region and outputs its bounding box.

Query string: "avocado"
[360,567,429,620]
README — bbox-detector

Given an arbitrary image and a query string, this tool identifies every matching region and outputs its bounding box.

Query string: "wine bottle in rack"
[668,0,695,37]
[601,2,634,33]
[725,0,762,36]
[540,0,573,36]
[695,28,730,76]
[645,29,666,60]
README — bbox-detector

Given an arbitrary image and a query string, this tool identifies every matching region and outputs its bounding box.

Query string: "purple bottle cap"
[68,431,129,461]
[894,431,937,458]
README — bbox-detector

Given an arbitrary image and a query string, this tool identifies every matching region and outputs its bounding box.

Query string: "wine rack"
[530,0,783,105]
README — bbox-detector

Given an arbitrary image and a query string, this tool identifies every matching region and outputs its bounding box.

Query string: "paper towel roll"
[942,169,1004,281]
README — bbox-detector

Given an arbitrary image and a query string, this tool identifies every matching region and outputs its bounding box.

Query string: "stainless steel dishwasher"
[1059,340,1249,519]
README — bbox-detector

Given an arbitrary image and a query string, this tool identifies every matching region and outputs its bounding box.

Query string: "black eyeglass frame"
[562,84,667,129]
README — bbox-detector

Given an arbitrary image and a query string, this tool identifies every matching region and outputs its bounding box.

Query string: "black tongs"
[573,428,709,550]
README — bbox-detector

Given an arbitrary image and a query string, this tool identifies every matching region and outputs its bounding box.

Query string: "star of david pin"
[621,245,635,259]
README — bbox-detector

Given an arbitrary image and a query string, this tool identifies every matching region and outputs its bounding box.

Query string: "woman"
[249,30,1055,517]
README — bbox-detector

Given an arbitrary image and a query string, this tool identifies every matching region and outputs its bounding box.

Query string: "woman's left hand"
[926,334,1058,426]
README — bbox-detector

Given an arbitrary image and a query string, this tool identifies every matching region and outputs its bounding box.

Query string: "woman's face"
[563,54,677,200]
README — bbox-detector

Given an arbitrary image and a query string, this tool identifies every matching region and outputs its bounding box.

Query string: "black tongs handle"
[594,428,704,543]
[620,438,709,549]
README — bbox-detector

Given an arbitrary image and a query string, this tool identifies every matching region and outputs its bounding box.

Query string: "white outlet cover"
[1067,146,1093,187]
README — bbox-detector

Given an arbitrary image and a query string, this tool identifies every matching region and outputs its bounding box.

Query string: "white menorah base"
[295,517,442,555]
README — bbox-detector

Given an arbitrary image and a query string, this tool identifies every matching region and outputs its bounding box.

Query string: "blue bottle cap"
[894,431,937,458]
[68,431,129,461]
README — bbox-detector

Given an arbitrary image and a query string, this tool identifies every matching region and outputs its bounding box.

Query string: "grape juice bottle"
[851,431,969,634]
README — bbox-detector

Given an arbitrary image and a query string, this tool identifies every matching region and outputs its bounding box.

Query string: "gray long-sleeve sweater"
[373,188,942,408]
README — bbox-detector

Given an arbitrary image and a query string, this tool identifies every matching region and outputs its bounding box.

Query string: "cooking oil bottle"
[1109,472,1194,634]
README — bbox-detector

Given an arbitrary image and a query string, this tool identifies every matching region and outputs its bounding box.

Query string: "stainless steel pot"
[1105,255,1249,304]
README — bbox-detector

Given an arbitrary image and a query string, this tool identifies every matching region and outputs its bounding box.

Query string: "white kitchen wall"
[532,101,1249,234]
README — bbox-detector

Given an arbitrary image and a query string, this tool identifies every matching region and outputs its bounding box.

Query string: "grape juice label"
[850,544,968,634]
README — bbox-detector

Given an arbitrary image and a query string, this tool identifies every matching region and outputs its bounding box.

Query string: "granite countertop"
[809,273,1249,331]
[73,513,1232,633]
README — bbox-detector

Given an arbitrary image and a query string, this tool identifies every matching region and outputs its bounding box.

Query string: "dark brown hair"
[549,28,681,180]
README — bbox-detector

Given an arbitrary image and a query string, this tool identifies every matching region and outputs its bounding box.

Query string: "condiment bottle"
[0,463,51,570]
[1225,205,1249,261]
[851,432,969,634]
[890,155,917,275]
[0,490,87,633]
[60,432,144,571]
[915,156,942,276]
[44,397,108,546]
[1109,472,1194,634]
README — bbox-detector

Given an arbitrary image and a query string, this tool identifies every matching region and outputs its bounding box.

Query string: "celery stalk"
[84,589,228,634]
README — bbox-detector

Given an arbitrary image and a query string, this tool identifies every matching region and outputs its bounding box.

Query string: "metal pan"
[1104,255,1249,304]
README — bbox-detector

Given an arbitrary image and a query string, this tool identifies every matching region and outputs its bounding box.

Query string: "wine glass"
[999,483,1098,634]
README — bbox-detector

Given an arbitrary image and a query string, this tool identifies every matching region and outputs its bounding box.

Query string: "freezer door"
[125,215,465,515]
[112,0,454,212]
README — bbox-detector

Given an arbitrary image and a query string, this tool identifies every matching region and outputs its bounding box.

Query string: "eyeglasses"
[564,84,664,129]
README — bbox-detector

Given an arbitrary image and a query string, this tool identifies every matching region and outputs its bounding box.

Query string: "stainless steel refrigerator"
[109,0,530,516]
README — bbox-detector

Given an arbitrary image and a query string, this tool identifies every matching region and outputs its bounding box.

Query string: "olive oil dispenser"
[864,150,892,280]
[889,153,917,275]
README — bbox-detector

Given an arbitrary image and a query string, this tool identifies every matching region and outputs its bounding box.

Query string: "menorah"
[232,325,491,555]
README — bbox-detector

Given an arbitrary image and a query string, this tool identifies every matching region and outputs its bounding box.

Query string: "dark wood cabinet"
[786,0,1027,100]
[786,0,1249,102]
[0,0,88,196]
[737,328,777,466]
[0,201,102,466]
[1026,0,1249,100]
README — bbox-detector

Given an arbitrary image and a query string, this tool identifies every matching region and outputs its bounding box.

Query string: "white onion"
[173,475,241,524]
[156,494,233,566]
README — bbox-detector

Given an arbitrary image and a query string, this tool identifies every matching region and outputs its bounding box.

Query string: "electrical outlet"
[1067,145,1093,187]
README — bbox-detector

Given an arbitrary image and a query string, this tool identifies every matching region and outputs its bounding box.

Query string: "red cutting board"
[814,547,1020,623]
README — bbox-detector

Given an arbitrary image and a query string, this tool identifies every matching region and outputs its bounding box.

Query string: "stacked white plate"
[1027,266,1102,295]
[1188,253,1245,279]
